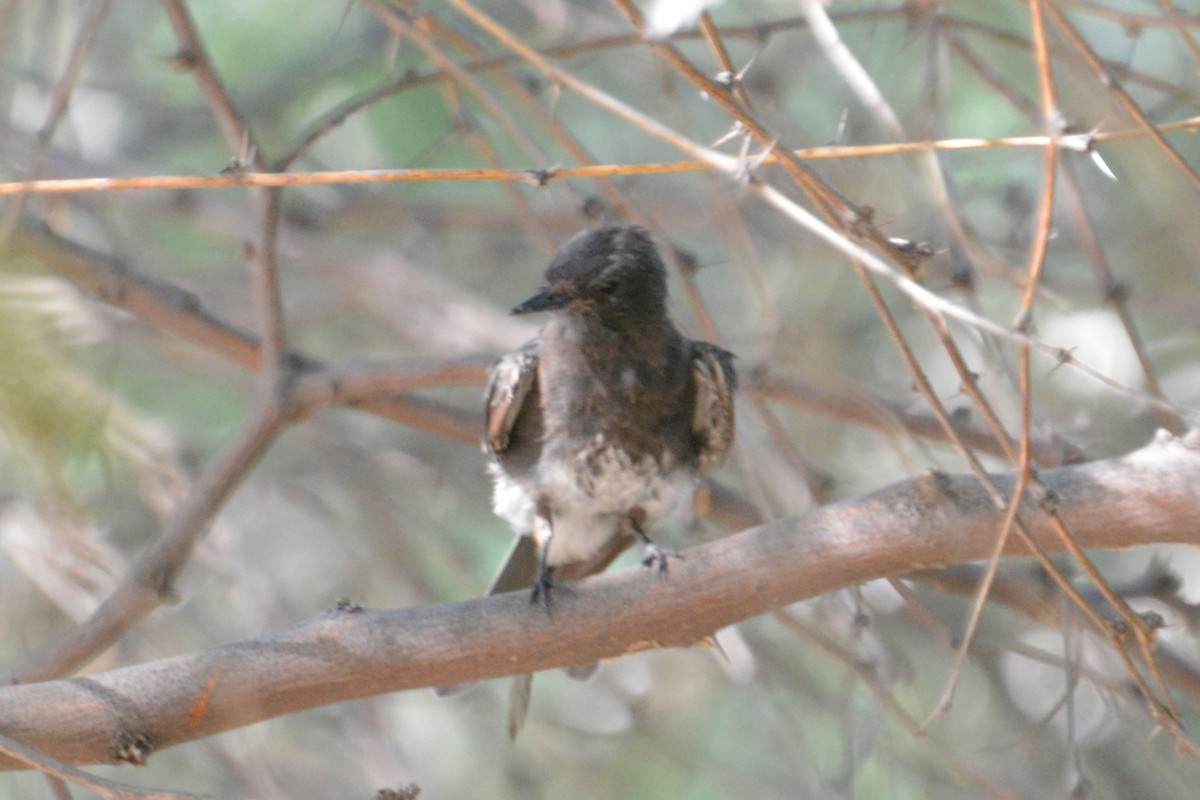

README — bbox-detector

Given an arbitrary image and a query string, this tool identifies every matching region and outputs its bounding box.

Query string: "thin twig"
[388,0,634,223]
[159,0,263,168]
[0,728,216,799]
[773,609,1023,800]
[1057,143,1184,433]
[1045,2,1200,192]
[919,462,1031,729]
[0,0,110,245]
[1156,0,1200,63]
[248,187,288,381]
[752,182,1200,423]
[6,392,288,683]
[160,0,287,385]
[3,116,1199,198]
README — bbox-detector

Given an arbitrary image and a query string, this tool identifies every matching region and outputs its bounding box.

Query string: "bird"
[483,224,737,735]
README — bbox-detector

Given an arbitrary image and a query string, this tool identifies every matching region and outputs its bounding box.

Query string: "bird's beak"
[511,287,570,315]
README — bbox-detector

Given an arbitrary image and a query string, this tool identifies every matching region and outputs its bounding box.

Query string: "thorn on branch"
[220,134,258,176]
[713,55,756,94]
[1050,347,1077,374]
[1058,121,1117,180]
[887,236,937,277]
[111,730,155,766]
[928,468,950,489]
[887,237,936,260]
[1057,122,1094,153]
[220,152,257,177]
[916,468,953,505]
[1139,610,1165,632]
[219,158,248,176]
[728,134,774,187]
[712,120,746,148]
[524,167,558,187]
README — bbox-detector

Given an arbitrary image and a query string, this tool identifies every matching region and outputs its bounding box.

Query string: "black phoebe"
[483,225,737,734]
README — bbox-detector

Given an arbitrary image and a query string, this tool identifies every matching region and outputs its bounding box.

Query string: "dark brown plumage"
[483,225,736,736]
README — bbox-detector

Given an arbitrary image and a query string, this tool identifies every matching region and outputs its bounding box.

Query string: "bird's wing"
[484,341,539,455]
[484,340,544,598]
[690,342,738,471]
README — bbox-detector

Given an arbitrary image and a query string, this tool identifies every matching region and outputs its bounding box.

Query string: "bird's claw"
[530,569,572,611]
[642,543,679,574]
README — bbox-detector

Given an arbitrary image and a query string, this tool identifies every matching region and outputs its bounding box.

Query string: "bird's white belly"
[490,438,697,567]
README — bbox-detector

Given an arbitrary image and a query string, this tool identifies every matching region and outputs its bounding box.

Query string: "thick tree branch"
[1,430,1196,771]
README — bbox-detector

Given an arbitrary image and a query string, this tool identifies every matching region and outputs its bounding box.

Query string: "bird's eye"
[598,278,620,296]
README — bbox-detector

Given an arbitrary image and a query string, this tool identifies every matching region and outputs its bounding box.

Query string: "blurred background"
[2,0,1200,797]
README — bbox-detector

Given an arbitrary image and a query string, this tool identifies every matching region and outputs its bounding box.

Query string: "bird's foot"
[529,567,572,612]
[641,542,679,574]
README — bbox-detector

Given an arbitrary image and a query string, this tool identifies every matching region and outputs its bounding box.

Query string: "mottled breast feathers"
[484,339,736,471]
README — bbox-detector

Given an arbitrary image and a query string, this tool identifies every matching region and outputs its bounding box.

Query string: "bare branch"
[159,0,262,169]
[5,394,288,684]
[1045,2,1200,191]
[1,430,1196,770]
[13,220,480,441]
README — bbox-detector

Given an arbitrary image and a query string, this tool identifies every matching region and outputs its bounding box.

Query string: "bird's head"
[512,225,669,325]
